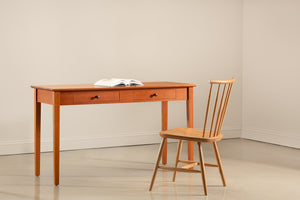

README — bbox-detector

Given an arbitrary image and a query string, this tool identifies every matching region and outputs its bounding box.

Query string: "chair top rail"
[210,78,235,84]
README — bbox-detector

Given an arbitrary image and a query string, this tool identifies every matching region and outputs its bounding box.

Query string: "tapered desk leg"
[53,92,60,186]
[34,89,41,176]
[161,101,168,164]
[187,87,194,161]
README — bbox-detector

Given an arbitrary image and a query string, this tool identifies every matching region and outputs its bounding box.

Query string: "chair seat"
[160,127,223,142]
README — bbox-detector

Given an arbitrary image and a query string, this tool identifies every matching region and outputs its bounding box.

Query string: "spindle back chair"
[149,78,235,196]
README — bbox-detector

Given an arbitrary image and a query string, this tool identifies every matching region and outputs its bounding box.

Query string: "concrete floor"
[0,139,299,200]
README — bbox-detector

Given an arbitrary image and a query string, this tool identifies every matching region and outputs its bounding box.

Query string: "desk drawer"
[73,91,120,104]
[120,89,176,102]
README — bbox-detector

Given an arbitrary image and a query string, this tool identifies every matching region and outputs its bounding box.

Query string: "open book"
[94,78,144,87]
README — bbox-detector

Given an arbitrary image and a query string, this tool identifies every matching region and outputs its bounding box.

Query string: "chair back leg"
[172,140,183,182]
[149,138,167,191]
[197,142,208,195]
[212,142,226,186]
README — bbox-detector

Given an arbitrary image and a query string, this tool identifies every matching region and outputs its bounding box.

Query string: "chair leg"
[197,142,208,196]
[149,138,167,191]
[172,140,183,182]
[212,142,226,186]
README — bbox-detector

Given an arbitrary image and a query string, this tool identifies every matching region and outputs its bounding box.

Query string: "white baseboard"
[0,128,241,156]
[242,128,300,149]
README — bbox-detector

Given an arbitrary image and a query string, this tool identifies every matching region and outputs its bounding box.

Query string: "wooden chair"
[149,78,235,195]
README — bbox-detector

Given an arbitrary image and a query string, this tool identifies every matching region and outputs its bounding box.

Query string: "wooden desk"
[31,82,196,185]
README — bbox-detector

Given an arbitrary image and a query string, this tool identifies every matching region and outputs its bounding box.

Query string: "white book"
[94,78,144,87]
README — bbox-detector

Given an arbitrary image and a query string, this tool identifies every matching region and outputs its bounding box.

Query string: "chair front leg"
[197,142,208,195]
[212,142,226,186]
[172,140,183,182]
[149,138,167,191]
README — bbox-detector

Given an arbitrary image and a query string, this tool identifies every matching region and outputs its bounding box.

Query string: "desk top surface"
[31,82,196,91]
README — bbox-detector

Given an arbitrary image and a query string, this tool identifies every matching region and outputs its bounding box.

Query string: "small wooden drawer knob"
[151,93,158,97]
[91,95,100,100]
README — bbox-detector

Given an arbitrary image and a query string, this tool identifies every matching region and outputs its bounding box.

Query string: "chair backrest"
[202,78,235,137]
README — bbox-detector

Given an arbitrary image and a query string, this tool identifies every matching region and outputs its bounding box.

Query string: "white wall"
[243,0,300,148]
[0,0,243,155]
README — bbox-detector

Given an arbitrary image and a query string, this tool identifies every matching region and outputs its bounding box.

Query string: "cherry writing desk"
[31,82,196,185]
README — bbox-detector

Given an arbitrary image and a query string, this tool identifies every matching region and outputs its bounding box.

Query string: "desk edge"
[31,82,197,92]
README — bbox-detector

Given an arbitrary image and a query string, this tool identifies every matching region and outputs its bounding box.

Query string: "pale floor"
[0,139,299,200]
